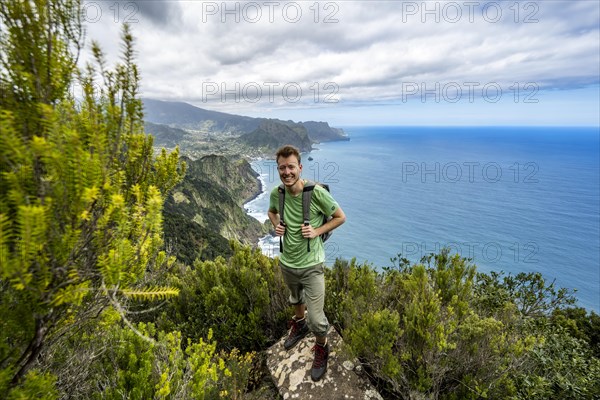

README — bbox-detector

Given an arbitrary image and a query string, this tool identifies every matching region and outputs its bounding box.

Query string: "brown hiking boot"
[311,341,329,381]
[284,317,309,350]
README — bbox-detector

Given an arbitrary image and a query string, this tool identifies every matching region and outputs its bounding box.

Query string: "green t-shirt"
[269,180,339,268]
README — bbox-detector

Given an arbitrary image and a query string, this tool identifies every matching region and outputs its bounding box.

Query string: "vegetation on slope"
[326,253,600,399]
[162,155,266,264]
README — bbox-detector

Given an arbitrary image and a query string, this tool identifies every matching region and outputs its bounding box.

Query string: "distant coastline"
[243,172,264,207]
[243,160,271,225]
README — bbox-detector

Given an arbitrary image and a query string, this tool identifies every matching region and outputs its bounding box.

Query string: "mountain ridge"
[240,119,313,152]
[142,98,348,145]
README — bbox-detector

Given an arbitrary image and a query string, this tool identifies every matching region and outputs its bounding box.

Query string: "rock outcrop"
[266,327,383,400]
[297,120,349,143]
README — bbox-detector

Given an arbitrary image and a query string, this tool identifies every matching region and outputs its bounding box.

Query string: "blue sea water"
[244,126,600,311]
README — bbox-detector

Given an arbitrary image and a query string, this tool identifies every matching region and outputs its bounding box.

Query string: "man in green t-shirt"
[268,145,346,382]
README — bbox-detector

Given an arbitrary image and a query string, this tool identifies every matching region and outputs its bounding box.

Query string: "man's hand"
[275,222,286,236]
[301,223,318,239]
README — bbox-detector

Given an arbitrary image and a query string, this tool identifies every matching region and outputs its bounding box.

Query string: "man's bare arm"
[268,208,286,236]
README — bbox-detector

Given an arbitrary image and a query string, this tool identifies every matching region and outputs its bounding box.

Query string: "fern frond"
[120,286,179,301]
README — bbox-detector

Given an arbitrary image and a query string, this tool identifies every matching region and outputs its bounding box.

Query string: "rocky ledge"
[266,327,383,400]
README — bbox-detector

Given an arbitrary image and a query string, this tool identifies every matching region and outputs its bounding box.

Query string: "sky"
[81,0,600,126]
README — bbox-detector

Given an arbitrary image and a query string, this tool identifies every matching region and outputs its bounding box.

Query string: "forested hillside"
[162,155,267,265]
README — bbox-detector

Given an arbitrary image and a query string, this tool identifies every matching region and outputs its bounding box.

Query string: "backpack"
[278,180,333,253]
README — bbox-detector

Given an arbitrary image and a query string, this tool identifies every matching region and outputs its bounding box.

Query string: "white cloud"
[81,0,600,125]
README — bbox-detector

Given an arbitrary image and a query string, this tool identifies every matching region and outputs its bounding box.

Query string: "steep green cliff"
[293,120,349,143]
[163,155,267,264]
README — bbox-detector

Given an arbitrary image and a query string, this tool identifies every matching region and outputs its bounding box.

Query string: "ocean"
[244,126,600,311]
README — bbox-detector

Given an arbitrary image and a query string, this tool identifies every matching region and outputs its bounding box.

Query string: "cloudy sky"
[82,0,600,126]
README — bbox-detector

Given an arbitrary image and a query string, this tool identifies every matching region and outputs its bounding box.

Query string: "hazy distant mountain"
[143,98,258,134]
[142,98,347,143]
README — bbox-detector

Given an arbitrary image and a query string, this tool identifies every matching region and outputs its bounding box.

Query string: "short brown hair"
[275,145,301,164]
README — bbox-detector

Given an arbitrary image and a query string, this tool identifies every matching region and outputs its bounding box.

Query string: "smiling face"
[277,154,302,188]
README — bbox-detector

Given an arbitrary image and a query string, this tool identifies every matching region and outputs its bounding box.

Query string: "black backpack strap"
[278,184,286,253]
[302,180,316,252]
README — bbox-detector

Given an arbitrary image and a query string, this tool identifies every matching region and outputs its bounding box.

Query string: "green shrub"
[0,368,58,400]
[44,308,255,399]
[163,242,291,352]
[510,322,600,400]
[326,250,596,400]
[325,257,381,330]
[551,307,600,358]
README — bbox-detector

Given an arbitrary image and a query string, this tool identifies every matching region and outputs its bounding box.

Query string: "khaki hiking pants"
[279,262,330,337]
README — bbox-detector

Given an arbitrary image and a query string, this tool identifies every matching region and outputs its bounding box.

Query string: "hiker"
[267,145,346,382]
